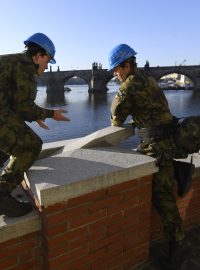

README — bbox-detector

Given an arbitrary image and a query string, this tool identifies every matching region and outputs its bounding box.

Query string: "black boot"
[0,189,33,217]
[161,239,191,270]
[173,160,195,197]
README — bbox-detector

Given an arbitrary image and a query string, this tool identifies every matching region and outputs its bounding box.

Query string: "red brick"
[0,238,18,249]
[88,226,107,242]
[42,205,89,228]
[91,262,107,270]
[90,234,123,252]
[53,263,70,270]
[69,234,89,250]
[0,256,18,269]
[107,212,137,235]
[107,198,139,216]
[47,227,88,249]
[139,187,152,203]
[93,245,123,267]
[42,222,67,238]
[107,221,124,236]
[67,189,107,207]
[78,265,91,270]
[89,193,124,212]
[124,188,140,203]
[138,209,151,223]
[0,240,39,260]
[109,266,121,270]
[18,248,41,263]
[41,210,68,226]
[49,246,88,269]
[139,175,153,184]
[10,258,43,270]
[107,179,139,194]
[123,250,148,269]
[42,202,67,215]
[110,242,148,269]
[47,242,68,258]
[89,213,123,232]
[66,204,89,219]
[69,248,106,270]
[107,243,124,262]
[69,209,107,229]
[124,214,139,231]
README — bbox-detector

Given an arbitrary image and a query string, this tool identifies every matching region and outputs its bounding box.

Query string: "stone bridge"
[39,65,200,94]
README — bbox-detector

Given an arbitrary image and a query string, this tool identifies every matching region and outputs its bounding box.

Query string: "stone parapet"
[0,125,200,270]
[27,146,157,207]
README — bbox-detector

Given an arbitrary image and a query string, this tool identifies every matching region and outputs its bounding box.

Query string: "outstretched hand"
[36,120,50,130]
[53,109,70,121]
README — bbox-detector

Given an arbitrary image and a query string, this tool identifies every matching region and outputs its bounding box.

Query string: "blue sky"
[1,0,200,71]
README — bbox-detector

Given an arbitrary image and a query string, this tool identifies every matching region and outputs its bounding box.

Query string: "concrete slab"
[61,125,135,152]
[38,125,134,159]
[27,147,158,206]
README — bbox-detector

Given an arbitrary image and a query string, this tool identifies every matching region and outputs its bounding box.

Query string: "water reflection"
[88,93,108,106]
[164,90,200,117]
[46,92,67,107]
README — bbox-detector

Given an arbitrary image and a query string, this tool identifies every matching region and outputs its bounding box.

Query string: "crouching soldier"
[0,33,70,217]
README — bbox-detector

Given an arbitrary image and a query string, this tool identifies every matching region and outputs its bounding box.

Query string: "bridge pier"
[194,78,200,91]
[46,72,65,94]
[88,70,108,93]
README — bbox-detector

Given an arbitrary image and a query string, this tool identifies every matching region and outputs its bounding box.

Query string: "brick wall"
[1,174,200,270]
[39,175,153,270]
[0,232,43,270]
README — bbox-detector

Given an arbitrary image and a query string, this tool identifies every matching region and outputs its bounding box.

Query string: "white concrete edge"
[38,161,158,206]
[0,211,40,243]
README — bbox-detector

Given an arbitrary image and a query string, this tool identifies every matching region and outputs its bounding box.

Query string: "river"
[28,85,200,149]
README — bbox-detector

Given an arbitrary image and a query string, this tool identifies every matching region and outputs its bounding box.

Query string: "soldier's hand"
[53,109,70,122]
[36,120,50,130]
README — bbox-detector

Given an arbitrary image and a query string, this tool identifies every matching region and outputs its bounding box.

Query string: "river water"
[28,85,200,149]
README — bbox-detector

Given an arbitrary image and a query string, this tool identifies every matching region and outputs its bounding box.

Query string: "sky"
[1,0,200,71]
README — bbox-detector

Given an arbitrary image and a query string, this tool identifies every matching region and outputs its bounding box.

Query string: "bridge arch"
[63,74,90,91]
[158,72,194,90]
[63,71,91,86]
[147,66,200,90]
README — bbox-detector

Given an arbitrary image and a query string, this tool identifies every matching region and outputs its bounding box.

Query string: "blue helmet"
[108,44,137,71]
[24,33,56,64]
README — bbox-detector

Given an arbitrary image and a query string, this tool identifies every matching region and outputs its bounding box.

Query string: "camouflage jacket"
[111,68,173,128]
[0,52,53,122]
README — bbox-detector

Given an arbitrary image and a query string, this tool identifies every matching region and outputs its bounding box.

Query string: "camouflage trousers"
[0,113,42,193]
[152,160,185,242]
[138,138,185,242]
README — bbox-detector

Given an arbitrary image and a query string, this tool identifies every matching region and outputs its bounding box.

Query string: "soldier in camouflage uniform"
[0,33,70,217]
[108,44,190,269]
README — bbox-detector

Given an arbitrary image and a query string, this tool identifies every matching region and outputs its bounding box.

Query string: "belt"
[137,123,175,143]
